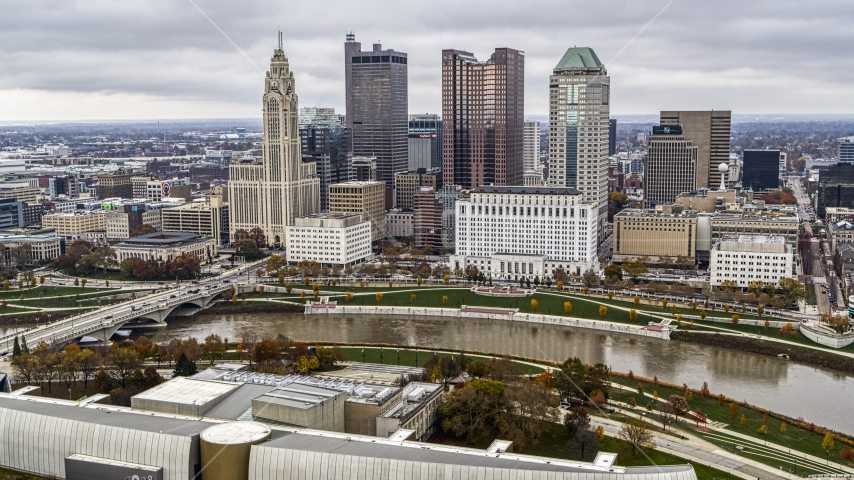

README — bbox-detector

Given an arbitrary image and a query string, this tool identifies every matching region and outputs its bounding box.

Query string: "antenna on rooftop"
[277,30,283,50]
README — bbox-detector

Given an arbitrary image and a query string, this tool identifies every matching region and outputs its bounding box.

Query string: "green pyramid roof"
[555,47,603,69]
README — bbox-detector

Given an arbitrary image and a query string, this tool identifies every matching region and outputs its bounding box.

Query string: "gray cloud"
[1,0,853,120]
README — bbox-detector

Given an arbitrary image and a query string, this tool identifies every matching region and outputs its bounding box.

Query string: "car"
[158,281,165,285]
[104,314,113,319]
[169,294,177,298]
[142,302,151,307]
[559,401,571,409]
[131,305,141,311]
[191,280,199,284]
[222,279,231,283]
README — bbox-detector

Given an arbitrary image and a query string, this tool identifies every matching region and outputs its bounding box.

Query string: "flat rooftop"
[471,186,581,195]
[0,395,213,436]
[721,234,785,244]
[260,432,683,474]
[132,376,238,405]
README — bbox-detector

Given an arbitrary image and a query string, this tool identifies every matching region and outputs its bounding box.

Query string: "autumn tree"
[667,395,689,423]
[564,301,572,314]
[131,224,158,237]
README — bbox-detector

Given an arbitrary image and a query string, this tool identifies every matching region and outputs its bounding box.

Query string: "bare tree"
[618,418,656,455]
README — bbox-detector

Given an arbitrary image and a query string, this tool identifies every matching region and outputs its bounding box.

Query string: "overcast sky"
[2,0,853,121]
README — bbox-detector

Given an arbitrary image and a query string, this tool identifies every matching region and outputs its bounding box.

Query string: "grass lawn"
[334,346,545,375]
[0,285,120,298]
[608,377,850,462]
[696,429,849,476]
[430,423,731,480]
[0,466,51,480]
[327,288,664,327]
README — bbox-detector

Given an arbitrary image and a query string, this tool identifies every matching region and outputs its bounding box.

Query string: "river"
[5,311,852,434]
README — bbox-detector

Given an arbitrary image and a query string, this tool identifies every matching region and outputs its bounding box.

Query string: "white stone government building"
[451,186,599,281]
[285,214,372,267]
[709,235,794,288]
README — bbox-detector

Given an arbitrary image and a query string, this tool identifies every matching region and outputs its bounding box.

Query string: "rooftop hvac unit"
[360,389,373,398]
[375,388,392,402]
[408,387,425,402]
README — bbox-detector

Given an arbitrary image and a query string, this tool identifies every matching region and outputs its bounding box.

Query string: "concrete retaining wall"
[305,305,671,340]
[674,313,795,329]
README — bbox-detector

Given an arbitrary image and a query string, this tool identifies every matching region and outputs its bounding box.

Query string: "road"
[588,415,789,480]
[0,260,268,355]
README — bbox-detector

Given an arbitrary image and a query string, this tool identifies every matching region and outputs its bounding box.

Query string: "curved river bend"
[13,311,853,434]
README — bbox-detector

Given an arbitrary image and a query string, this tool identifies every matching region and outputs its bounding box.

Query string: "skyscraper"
[228,33,320,246]
[608,118,617,156]
[742,150,781,191]
[546,47,610,241]
[644,125,698,208]
[408,114,442,171]
[299,107,351,211]
[442,48,525,189]
[660,110,731,190]
[523,120,540,172]
[345,34,408,187]
[838,136,854,163]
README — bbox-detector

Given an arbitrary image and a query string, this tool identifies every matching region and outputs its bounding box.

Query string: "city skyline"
[2,0,854,121]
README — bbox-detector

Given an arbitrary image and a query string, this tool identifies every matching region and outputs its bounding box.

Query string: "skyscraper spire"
[277,30,282,50]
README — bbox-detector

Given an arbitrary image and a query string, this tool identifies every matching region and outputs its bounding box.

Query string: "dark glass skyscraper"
[344,34,408,187]
[742,150,780,191]
[299,107,350,211]
[442,48,525,189]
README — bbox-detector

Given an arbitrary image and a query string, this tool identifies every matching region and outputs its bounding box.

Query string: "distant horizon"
[4,113,854,128]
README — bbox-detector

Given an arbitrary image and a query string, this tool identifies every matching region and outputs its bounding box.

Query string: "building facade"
[229,35,321,245]
[285,214,371,267]
[394,169,439,210]
[408,114,442,171]
[613,206,698,264]
[660,110,731,190]
[442,48,525,189]
[817,163,854,217]
[839,136,854,164]
[644,126,698,208]
[385,210,414,237]
[161,196,230,245]
[299,107,351,211]
[451,186,598,280]
[523,120,541,172]
[436,185,463,249]
[413,187,443,249]
[546,47,610,243]
[0,231,61,266]
[709,235,794,288]
[96,172,135,199]
[742,150,781,191]
[328,181,385,242]
[113,231,217,263]
[42,211,105,241]
[345,34,408,186]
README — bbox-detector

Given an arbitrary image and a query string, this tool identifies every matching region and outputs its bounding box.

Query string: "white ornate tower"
[229,33,320,246]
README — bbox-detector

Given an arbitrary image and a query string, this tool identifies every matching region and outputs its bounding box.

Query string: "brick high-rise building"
[345,34,408,187]
[97,173,134,199]
[442,48,525,189]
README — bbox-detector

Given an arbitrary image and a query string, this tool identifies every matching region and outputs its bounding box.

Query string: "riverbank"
[672,331,854,375]
[306,304,672,340]
[196,301,304,315]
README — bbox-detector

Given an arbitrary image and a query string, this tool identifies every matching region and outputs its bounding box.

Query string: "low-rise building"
[385,209,413,238]
[285,214,371,267]
[613,206,698,264]
[451,186,599,280]
[709,214,799,247]
[376,382,443,441]
[0,183,40,204]
[0,230,61,266]
[161,196,230,245]
[328,181,385,242]
[394,169,439,210]
[113,231,216,263]
[826,207,854,223]
[41,210,105,241]
[828,220,854,253]
[709,235,794,288]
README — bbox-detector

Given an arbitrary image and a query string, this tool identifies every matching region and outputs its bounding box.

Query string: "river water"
[6,311,851,434]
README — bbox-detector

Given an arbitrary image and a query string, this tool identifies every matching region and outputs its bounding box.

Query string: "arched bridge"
[1,283,233,352]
